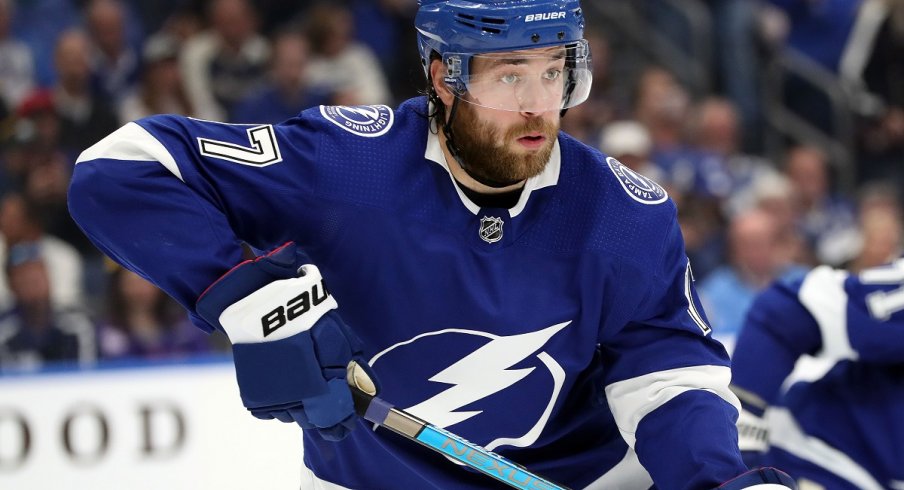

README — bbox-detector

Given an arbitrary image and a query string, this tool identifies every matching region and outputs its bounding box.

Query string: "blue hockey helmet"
[416,0,592,112]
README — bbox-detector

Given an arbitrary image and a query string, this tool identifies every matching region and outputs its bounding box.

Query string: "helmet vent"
[454,13,505,34]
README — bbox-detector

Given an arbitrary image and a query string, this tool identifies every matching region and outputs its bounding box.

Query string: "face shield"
[442,39,592,113]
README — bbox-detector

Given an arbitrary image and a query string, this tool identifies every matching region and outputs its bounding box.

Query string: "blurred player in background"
[732,258,904,489]
[67,0,795,488]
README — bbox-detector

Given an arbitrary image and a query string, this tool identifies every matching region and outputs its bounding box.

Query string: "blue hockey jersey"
[731,260,904,489]
[69,98,747,489]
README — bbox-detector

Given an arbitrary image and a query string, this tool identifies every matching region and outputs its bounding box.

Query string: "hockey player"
[732,258,904,489]
[67,1,795,488]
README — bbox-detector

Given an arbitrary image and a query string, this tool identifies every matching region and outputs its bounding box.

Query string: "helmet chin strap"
[442,97,524,189]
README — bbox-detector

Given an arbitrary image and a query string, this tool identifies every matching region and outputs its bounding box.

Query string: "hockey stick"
[346,361,571,490]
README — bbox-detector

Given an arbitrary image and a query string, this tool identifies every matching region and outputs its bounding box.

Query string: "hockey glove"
[715,467,797,489]
[736,403,770,469]
[196,242,378,441]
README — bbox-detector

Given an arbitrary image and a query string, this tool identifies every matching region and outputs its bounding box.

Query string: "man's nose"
[515,79,557,116]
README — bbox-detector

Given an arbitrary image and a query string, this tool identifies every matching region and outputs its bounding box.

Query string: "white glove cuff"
[737,408,769,453]
[220,264,338,343]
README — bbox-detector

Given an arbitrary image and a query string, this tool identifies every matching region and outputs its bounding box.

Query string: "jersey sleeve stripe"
[76,122,185,182]
[604,365,739,448]
[798,266,858,360]
[768,408,884,490]
[583,447,653,489]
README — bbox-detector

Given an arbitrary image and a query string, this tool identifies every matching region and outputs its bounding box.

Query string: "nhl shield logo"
[479,216,504,243]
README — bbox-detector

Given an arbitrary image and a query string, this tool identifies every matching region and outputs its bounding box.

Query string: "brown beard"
[448,102,558,184]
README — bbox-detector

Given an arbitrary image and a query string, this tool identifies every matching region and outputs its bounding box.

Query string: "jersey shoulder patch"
[605,157,668,205]
[319,104,394,137]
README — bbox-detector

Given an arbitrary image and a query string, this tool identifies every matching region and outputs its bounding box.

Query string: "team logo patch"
[479,216,504,243]
[368,322,571,451]
[320,104,394,137]
[606,157,668,205]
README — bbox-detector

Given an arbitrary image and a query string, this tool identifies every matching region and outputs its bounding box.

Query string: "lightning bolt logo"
[341,106,381,120]
[320,104,394,137]
[404,322,570,429]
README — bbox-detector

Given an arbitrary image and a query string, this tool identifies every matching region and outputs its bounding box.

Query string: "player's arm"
[738,259,904,379]
[835,258,904,362]
[729,270,820,467]
[600,214,794,489]
[69,120,246,320]
[731,259,904,464]
[68,117,373,439]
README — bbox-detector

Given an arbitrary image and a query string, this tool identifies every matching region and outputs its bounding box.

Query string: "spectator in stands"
[155,7,203,44]
[782,144,860,266]
[6,0,80,90]
[0,0,35,113]
[698,208,804,352]
[117,33,194,124]
[302,3,392,105]
[85,0,140,104]
[0,243,96,372]
[676,193,730,283]
[645,0,764,152]
[2,90,67,193]
[848,206,903,272]
[633,67,732,280]
[749,172,814,267]
[49,28,120,158]
[634,66,733,201]
[0,192,84,311]
[690,96,783,217]
[598,119,665,185]
[180,0,270,121]
[846,181,903,272]
[98,265,211,360]
[231,29,328,124]
[6,91,97,265]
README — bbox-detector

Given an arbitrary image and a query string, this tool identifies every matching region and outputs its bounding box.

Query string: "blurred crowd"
[0,0,901,371]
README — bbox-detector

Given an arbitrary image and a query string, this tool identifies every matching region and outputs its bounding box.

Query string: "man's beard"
[448,102,558,184]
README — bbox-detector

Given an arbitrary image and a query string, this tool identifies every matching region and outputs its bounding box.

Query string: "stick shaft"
[349,387,570,490]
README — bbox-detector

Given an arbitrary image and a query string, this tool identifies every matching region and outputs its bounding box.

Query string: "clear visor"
[444,40,592,113]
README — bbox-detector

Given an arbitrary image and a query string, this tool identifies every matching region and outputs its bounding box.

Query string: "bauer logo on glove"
[258,273,332,338]
[195,242,378,441]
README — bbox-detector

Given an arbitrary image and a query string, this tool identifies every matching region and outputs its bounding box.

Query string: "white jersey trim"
[300,466,352,490]
[423,125,561,219]
[780,355,839,393]
[798,266,858,360]
[604,365,739,448]
[584,446,654,490]
[76,122,185,181]
[768,408,884,490]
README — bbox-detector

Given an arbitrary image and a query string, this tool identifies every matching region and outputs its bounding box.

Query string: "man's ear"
[429,59,455,107]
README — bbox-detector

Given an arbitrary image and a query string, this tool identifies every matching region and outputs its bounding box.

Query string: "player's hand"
[715,467,796,489]
[196,242,378,441]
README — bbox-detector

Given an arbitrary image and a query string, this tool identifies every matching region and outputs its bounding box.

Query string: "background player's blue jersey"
[732,260,904,489]
[69,98,747,489]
